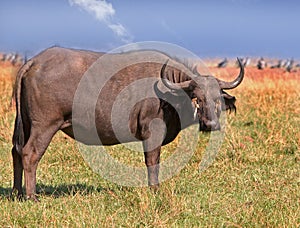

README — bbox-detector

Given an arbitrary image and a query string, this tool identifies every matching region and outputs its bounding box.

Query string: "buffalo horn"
[218,58,244,90]
[160,60,192,91]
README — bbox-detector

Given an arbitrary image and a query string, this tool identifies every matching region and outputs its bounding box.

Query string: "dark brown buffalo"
[11,47,244,201]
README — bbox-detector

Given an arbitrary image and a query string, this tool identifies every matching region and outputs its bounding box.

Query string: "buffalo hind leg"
[11,145,23,199]
[22,123,61,201]
[143,141,161,190]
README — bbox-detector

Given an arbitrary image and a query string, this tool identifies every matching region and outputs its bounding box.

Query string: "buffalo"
[11,47,244,201]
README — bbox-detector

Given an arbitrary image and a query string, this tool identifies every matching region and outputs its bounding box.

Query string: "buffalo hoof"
[149,184,159,193]
[26,194,40,203]
[10,188,23,201]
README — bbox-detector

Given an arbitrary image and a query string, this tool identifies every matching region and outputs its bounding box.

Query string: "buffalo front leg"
[11,145,23,198]
[143,142,161,189]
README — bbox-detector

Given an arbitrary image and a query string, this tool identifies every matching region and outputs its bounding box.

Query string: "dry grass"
[0,61,299,227]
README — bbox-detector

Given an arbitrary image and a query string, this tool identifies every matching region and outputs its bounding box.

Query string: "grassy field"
[0,62,299,227]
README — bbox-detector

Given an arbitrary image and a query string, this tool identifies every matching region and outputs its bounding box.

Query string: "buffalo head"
[160,58,244,131]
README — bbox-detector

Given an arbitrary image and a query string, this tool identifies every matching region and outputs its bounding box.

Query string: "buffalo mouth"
[199,119,221,132]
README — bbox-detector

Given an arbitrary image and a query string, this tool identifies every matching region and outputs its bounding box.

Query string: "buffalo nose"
[203,120,220,131]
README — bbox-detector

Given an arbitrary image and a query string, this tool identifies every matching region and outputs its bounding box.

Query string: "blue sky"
[0,0,300,58]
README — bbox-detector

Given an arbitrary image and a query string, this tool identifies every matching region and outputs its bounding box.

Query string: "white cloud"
[69,0,133,43]
[108,23,125,36]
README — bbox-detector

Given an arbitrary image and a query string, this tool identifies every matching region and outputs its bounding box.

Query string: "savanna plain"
[0,60,299,227]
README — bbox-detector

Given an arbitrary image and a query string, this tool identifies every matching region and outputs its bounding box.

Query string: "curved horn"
[160,59,192,91]
[218,57,244,90]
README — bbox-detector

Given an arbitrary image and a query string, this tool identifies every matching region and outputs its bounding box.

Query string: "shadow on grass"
[0,186,11,198]
[0,183,106,200]
[36,183,105,198]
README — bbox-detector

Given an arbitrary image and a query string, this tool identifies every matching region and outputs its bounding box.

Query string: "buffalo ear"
[221,91,236,113]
